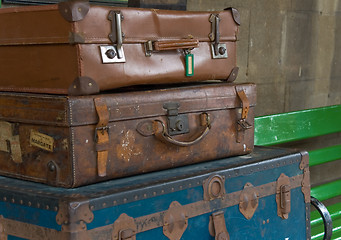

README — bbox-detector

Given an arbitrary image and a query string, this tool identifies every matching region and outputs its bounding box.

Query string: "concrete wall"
[188,0,341,116]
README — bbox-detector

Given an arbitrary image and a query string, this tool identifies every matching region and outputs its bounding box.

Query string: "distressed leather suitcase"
[0,147,311,239]
[0,82,255,188]
[0,2,239,95]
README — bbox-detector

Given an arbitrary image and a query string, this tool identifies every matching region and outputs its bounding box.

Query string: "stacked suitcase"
[0,1,311,239]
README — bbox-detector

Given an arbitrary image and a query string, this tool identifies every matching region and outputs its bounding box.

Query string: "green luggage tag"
[185,52,194,77]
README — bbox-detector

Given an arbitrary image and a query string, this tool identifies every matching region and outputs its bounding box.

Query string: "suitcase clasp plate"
[163,102,190,136]
[276,173,291,219]
[209,14,228,59]
[102,11,126,63]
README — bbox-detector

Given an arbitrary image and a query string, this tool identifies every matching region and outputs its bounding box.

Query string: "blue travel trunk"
[0,146,310,240]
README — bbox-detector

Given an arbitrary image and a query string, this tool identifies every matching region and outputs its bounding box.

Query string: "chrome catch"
[102,11,126,63]
[209,14,228,59]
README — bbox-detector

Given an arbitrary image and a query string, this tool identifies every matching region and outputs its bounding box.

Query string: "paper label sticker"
[30,130,54,152]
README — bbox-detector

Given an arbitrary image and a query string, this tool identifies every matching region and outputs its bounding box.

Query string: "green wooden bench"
[254,104,341,240]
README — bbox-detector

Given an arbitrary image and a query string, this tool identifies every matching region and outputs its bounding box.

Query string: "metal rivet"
[48,162,56,172]
[218,47,226,55]
[88,82,92,86]
[105,49,116,59]
[78,7,82,12]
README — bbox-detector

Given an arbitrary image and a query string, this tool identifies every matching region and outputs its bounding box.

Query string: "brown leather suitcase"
[0,82,255,187]
[0,2,240,95]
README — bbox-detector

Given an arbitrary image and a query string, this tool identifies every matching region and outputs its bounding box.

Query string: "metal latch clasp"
[163,102,190,136]
[276,173,291,219]
[101,11,126,63]
[209,211,230,240]
[209,14,228,59]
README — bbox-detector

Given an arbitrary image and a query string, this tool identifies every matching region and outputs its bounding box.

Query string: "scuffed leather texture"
[0,83,255,188]
[0,4,239,95]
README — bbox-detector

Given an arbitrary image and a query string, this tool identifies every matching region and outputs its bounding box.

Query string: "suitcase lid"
[0,83,256,127]
[0,2,239,45]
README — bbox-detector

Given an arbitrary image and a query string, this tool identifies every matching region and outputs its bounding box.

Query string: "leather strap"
[236,88,250,120]
[235,87,251,143]
[94,98,110,177]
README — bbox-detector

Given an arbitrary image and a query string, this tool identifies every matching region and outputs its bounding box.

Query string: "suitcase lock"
[209,211,230,240]
[163,102,190,136]
[209,14,228,59]
[276,173,291,219]
[101,11,126,63]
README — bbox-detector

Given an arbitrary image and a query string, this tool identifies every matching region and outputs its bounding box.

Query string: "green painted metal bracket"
[254,105,341,146]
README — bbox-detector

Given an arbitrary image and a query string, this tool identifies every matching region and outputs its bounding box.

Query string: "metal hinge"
[209,14,228,59]
[101,11,126,63]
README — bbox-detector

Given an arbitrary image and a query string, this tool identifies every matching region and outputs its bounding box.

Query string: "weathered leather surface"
[0,83,255,187]
[0,4,239,95]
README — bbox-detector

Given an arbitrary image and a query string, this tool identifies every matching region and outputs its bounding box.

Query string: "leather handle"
[311,197,333,240]
[153,113,211,147]
[153,39,199,51]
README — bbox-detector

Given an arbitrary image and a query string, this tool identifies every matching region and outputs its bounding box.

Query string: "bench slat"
[311,179,341,201]
[309,144,341,166]
[254,105,341,146]
[311,217,341,240]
